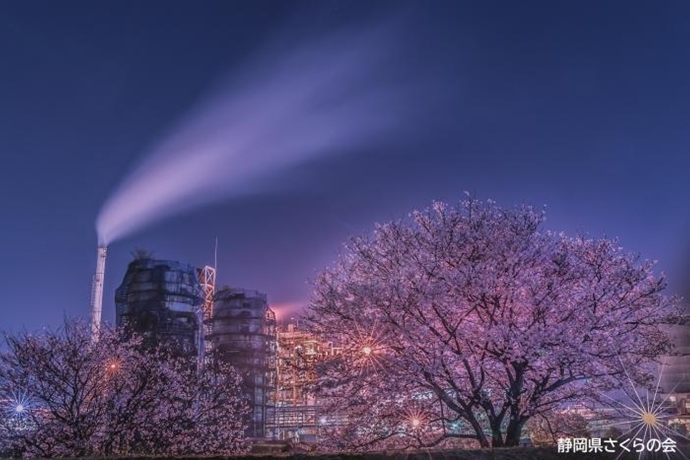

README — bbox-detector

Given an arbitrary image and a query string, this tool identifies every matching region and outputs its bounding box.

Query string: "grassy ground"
[112,446,688,460]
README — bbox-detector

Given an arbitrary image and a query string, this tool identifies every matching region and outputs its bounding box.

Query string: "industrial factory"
[88,246,338,442]
[89,247,690,442]
[268,322,343,442]
[114,256,207,357]
[210,287,277,438]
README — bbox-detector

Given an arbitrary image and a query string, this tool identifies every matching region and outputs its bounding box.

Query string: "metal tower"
[198,265,216,360]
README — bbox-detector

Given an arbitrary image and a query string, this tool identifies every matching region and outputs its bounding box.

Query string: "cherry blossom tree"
[526,409,590,446]
[304,197,681,449]
[0,319,248,457]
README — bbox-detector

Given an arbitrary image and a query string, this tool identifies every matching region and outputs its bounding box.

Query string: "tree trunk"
[490,420,505,447]
[504,418,524,446]
[466,413,491,448]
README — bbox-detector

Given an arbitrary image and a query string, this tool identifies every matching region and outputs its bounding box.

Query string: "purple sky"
[1,1,689,332]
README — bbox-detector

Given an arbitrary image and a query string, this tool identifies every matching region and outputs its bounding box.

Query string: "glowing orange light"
[106,359,120,373]
[641,411,658,427]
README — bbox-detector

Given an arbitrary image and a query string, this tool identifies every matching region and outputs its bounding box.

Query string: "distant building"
[115,258,203,357]
[210,287,277,438]
[115,258,283,438]
[268,322,343,443]
[661,318,690,430]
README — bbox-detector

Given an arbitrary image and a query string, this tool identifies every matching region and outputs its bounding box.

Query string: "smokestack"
[90,245,107,339]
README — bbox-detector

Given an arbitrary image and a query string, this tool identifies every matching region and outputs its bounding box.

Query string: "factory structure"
[268,323,343,442]
[103,252,337,441]
[208,287,277,438]
[114,257,207,356]
[89,245,107,338]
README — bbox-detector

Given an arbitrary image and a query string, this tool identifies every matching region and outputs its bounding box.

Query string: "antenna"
[214,237,218,271]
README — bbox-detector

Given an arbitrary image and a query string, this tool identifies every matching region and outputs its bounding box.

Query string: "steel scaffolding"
[197,265,216,362]
[268,323,343,443]
[210,288,276,438]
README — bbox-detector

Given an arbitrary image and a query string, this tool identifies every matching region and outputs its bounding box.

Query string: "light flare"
[350,320,387,375]
[3,390,33,419]
[597,358,690,460]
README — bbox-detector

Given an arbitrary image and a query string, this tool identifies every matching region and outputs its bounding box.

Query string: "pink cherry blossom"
[304,197,681,449]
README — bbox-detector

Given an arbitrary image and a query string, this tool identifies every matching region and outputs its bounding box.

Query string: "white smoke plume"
[97,17,429,244]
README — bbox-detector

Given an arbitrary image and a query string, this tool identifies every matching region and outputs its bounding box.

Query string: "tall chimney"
[90,245,107,339]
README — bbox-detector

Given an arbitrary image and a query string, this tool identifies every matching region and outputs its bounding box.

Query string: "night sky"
[2,1,689,333]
